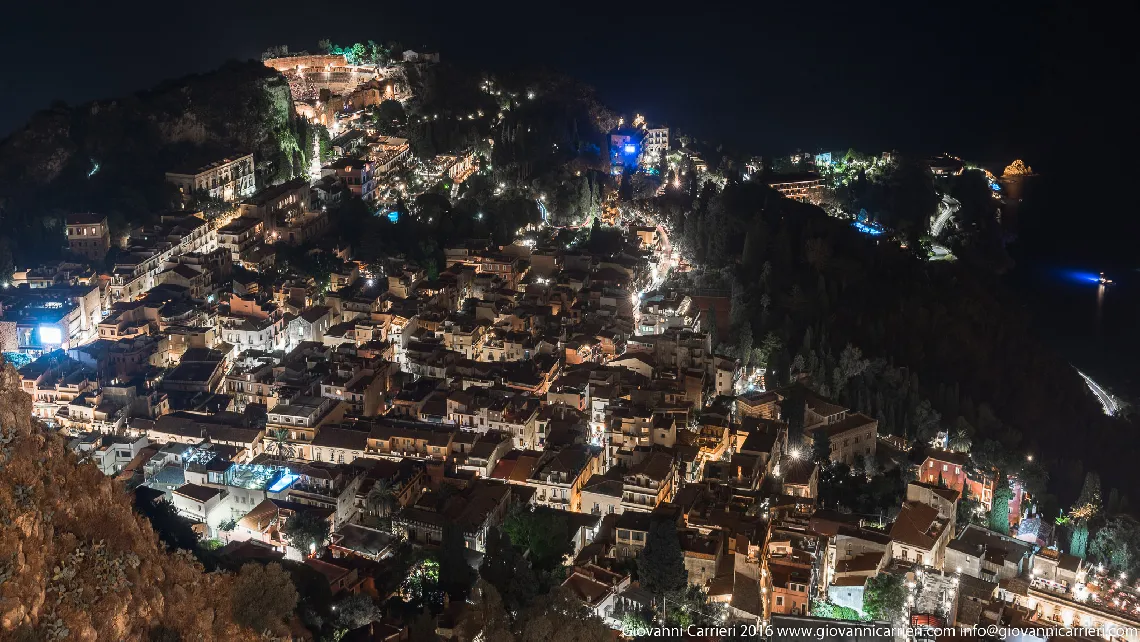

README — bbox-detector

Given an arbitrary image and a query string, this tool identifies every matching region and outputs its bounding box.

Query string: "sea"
[1003,174,1140,408]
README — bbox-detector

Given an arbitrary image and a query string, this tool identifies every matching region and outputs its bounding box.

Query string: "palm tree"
[366,478,397,517]
[267,428,295,459]
[949,428,972,453]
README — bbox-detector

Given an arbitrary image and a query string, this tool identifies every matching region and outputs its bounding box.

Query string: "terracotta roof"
[889,501,946,550]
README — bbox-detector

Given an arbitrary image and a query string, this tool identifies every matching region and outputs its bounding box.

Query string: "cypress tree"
[989,470,1012,535]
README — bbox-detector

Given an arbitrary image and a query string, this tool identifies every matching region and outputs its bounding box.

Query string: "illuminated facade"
[65,213,111,260]
[166,153,256,203]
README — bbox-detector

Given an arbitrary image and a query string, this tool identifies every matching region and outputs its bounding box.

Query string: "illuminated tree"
[1089,515,1140,576]
[989,470,1012,535]
[863,573,906,623]
[1070,521,1090,559]
[282,511,330,555]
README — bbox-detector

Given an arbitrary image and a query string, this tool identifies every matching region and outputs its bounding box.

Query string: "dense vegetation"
[645,170,1134,508]
[0,60,318,267]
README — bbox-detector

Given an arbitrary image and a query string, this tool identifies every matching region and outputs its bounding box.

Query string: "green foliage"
[282,511,330,554]
[479,527,539,612]
[231,562,299,633]
[502,506,572,571]
[812,600,867,621]
[819,464,904,517]
[956,489,987,528]
[331,593,379,631]
[1070,521,1090,559]
[636,520,688,595]
[366,478,397,517]
[1089,515,1140,576]
[989,470,1013,535]
[863,572,906,623]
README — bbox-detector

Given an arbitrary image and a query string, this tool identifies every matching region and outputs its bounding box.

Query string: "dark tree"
[282,511,330,555]
[811,426,831,465]
[231,563,299,634]
[134,496,198,553]
[637,520,688,595]
[438,524,476,600]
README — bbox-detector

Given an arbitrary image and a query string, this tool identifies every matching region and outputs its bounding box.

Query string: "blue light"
[990,183,1001,192]
[1058,269,1100,284]
[387,210,400,223]
[623,144,637,154]
[852,221,885,236]
[268,472,300,493]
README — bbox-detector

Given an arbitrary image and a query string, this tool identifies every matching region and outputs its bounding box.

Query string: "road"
[930,195,959,238]
[1075,368,1120,416]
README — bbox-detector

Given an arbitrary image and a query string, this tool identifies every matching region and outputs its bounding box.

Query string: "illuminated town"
[0,33,1136,642]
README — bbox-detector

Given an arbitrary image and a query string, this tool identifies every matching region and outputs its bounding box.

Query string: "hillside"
[0,364,257,640]
[0,59,313,264]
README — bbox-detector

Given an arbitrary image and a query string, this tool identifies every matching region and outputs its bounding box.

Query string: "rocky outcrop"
[0,60,310,218]
[0,364,257,640]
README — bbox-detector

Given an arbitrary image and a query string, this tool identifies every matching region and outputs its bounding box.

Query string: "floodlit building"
[66,213,111,260]
[166,153,256,203]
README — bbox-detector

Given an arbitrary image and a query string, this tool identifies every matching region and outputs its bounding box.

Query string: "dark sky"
[1,0,1133,172]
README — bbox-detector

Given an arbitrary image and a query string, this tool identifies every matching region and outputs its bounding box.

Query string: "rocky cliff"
[0,364,257,640]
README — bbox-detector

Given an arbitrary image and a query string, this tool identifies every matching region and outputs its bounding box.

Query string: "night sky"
[1,1,1130,161]
[1,0,1135,251]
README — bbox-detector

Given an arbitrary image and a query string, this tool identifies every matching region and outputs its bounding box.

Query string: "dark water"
[1005,176,1140,407]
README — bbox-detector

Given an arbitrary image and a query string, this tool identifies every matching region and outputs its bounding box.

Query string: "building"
[66,213,111,260]
[643,127,669,162]
[608,129,645,176]
[325,158,377,202]
[764,173,823,202]
[889,501,952,569]
[945,524,1034,582]
[166,153,256,203]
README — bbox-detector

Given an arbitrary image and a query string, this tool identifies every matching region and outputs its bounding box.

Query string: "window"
[943,464,948,472]
[776,596,784,606]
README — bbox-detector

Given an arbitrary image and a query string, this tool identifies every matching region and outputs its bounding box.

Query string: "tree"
[989,470,1012,535]
[479,527,538,612]
[812,600,866,621]
[502,506,572,571]
[282,510,330,555]
[1070,521,1090,559]
[134,495,198,553]
[811,426,831,465]
[267,428,295,459]
[0,238,14,284]
[781,385,807,448]
[637,520,688,595]
[957,489,986,528]
[366,478,397,517]
[1089,515,1140,577]
[438,524,475,600]
[331,593,379,631]
[1073,472,1102,521]
[863,572,906,623]
[231,562,299,634]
